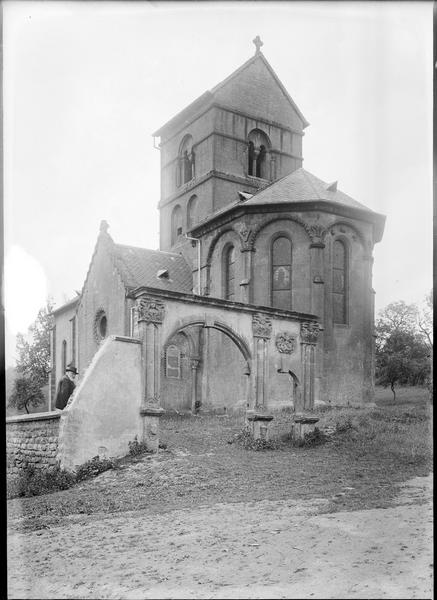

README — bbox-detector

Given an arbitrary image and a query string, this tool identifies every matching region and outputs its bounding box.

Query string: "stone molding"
[136,297,165,324]
[6,412,61,424]
[275,332,297,354]
[252,313,272,339]
[300,321,320,345]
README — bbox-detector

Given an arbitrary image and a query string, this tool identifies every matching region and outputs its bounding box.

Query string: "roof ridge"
[114,243,185,258]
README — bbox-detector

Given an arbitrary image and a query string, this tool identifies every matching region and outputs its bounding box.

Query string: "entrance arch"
[161,317,252,413]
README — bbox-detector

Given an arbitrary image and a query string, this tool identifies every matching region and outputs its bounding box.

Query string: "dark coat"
[55,375,76,410]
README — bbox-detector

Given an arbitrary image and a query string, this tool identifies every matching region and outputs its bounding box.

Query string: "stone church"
[50,39,385,420]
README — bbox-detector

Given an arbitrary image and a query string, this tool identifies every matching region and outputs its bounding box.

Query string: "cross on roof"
[253,35,263,54]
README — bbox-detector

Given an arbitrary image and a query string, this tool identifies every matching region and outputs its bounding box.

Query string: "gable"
[212,54,308,131]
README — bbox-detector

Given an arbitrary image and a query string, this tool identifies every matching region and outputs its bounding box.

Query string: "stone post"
[251,313,272,410]
[190,358,200,413]
[139,406,165,453]
[247,413,274,441]
[300,321,320,410]
[137,296,165,451]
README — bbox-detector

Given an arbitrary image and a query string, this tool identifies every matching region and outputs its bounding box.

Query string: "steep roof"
[153,51,308,137]
[190,167,385,242]
[244,168,372,211]
[112,244,193,293]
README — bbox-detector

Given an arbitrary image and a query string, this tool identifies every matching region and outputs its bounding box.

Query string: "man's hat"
[66,364,78,375]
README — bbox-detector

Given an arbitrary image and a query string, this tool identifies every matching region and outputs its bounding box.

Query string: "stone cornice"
[158,170,268,208]
[128,285,318,323]
[190,200,385,240]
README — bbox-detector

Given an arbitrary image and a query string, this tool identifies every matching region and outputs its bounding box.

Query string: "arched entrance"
[161,318,252,413]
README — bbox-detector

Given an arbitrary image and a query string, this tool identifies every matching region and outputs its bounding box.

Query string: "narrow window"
[256,144,266,178]
[171,204,183,245]
[224,245,236,301]
[248,141,255,176]
[62,340,67,374]
[187,195,198,230]
[247,129,271,180]
[271,236,292,310]
[178,135,194,186]
[332,240,347,324]
[166,345,181,378]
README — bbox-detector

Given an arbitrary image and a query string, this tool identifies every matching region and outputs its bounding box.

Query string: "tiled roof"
[244,168,373,211]
[112,245,193,293]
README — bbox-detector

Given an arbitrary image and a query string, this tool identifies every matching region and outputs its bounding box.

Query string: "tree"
[8,299,54,414]
[375,300,431,400]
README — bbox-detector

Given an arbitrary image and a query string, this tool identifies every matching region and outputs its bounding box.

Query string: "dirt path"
[7,474,433,599]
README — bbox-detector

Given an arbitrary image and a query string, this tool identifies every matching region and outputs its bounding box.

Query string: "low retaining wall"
[6,412,61,475]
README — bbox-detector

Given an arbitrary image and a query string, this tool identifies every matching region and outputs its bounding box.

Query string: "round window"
[94,309,108,342]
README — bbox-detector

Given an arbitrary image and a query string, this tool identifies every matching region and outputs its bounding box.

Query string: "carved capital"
[300,321,320,345]
[308,224,327,245]
[275,332,297,354]
[136,297,165,324]
[252,313,272,339]
[235,221,255,251]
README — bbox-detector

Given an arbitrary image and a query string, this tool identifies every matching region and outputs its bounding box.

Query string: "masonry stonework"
[6,413,61,475]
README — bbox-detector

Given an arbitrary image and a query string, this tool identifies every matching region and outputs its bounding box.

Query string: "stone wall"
[6,412,61,475]
[58,335,143,472]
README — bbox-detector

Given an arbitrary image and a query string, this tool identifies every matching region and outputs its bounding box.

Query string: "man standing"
[55,364,78,410]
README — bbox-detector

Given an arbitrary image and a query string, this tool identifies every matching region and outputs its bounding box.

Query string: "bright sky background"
[3,1,433,365]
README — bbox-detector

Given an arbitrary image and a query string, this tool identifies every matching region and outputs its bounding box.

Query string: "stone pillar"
[362,251,376,403]
[140,406,164,453]
[247,413,274,441]
[190,358,200,413]
[309,229,326,408]
[292,415,320,443]
[300,321,320,410]
[252,313,272,410]
[136,296,165,450]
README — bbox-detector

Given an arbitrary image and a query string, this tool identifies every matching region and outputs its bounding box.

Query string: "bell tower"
[153,39,309,253]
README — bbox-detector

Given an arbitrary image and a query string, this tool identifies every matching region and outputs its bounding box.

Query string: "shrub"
[230,427,278,451]
[128,436,151,457]
[8,464,76,498]
[75,455,115,482]
[292,427,327,448]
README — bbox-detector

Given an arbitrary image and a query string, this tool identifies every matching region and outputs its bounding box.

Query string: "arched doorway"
[160,319,252,413]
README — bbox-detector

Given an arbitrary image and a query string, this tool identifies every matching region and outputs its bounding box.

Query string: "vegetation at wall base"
[128,436,152,457]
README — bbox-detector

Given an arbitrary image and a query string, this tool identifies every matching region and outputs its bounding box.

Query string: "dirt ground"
[7,472,432,599]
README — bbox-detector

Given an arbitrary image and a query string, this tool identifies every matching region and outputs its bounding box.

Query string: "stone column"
[136,297,165,450]
[300,321,320,411]
[309,228,326,408]
[252,313,272,410]
[362,251,376,403]
[190,358,200,413]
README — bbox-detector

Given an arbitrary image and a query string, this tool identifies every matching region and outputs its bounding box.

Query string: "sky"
[3,0,433,365]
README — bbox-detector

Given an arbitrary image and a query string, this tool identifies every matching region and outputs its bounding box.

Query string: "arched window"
[271,235,292,310]
[248,129,271,180]
[223,245,236,301]
[166,345,181,378]
[332,240,347,324]
[187,195,198,230]
[177,135,195,187]
[62,340,67,373]
[171,204,183,245]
